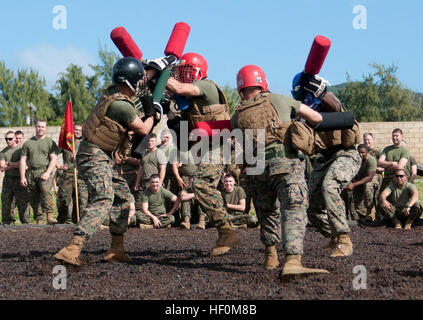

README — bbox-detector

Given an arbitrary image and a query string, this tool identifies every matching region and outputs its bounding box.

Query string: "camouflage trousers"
[308,149,361,238]
[74,145,134,239]
[133,212,175,228]
[25,168,54,222]
[345,174,379,220]
[1,176,30,224]
[228,211,258,228]
[180,176,207,221]
[192,149,229,228]
[56,170,88,224]
[249,158,308,255]
[378,200,423,223]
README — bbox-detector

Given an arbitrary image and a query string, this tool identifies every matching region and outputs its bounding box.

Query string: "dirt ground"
[0,222,422,301]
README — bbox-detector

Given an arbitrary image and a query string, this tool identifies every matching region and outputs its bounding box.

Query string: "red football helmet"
[174,52,208,83]
[236,65,269,92]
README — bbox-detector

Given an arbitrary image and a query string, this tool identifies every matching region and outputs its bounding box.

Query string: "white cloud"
[16,44,97,90]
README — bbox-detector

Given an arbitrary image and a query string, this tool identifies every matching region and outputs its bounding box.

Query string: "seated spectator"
[134,174,180,229]
[179,176,208,230]
[343,144,377,222]
[222,174,258,228]
[378,169,423,230]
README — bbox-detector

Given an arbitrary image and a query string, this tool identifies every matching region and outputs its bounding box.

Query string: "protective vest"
[83,86,135,152]
[181,81,230,131]
[314,117,361,154]
[236,92,291,146]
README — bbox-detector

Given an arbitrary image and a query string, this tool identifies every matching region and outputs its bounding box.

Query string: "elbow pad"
[313,112,354,132]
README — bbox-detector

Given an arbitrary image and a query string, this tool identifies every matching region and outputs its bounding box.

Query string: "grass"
[0,191,59,225]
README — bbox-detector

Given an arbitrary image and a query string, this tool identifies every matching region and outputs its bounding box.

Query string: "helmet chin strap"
[124,79,136,94]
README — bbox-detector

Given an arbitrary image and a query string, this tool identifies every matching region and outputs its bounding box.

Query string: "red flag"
[58,100,74,152]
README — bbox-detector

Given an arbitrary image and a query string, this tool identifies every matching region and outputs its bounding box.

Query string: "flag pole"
[70,97,80,223]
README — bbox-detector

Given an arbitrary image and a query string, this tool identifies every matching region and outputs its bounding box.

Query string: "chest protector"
[83,87,134,152]
[314,116,361,154]
[181,81,230,132]
[236,93,290,146]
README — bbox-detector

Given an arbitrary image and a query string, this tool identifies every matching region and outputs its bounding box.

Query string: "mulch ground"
[0,223,422,300]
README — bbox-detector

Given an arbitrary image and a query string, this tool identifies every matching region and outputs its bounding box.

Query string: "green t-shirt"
[21,137,60,169]
[191,79,220,109]
[386,182,416,208]
[140,148,167,180]
[355,155,377,180]
[224,185,246,215]
[0,146,22,178]
[369,147,383,160]
[159,143,177,177]
[380,145,409,179]
[404,155,417,179]
[105,86,137,127]
[141,186,175,216]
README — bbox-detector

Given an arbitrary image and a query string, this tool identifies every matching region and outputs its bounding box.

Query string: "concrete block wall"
[0,120,421,189]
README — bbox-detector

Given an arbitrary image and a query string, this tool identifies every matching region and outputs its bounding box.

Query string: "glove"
[139,95,155,118]
[299,72,327,99]
[152,102,163,127]
[146,55,177,72]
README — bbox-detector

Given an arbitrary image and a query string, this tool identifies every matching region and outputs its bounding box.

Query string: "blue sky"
[1,0,422,95]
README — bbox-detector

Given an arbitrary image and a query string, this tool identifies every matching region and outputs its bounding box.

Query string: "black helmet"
[112,57,145,90]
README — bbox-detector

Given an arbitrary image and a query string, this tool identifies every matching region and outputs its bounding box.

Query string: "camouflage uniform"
[180,175,207,223]
[232,92,311,255]
[74,141,134,238]
[56,140,88,224]
[308,148,361,237]
[0,145,29,224]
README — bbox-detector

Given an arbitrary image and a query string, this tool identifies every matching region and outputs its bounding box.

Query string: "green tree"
[0,62,52,126]
[53,64,96,124]
[222,85,240,115]
[336,63,423,122]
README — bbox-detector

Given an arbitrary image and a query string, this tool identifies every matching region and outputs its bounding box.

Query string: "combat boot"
[403,218,413,230]
[180,216,190,229]
[393,218,402,229]
[197,215,206,230]
[211,222,240,256]
[326,236,338,250]
[54,235,86,266]
[264,245,280,270]
[280,255,329,281]
[47,213,58,225]
[103,234,132,263]
[36,220,43,225]
[330,234,353,257]
[139,224,154,229]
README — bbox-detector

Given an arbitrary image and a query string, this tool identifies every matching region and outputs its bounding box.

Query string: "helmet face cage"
[174,63,200,84]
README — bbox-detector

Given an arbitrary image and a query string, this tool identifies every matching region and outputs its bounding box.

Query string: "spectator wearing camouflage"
[19,120,60,225]
[378,169,422,230]
[158,129,180,223]
[0,131,29,224]
[55,124,88,224]
[378,128,410,193]
[134,133,167,211]
[54,57,159,266]
[343,144,377,222]
[222,174,257,228]
[166,52,240,256]
[136,174,180,229]
[400,140,417,183]
[363,132,384,220]
[178,176,208,230]
[232,65,329,279]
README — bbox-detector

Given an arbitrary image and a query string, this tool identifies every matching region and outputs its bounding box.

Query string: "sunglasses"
[395,175,405,178]
[5,137,14,141]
